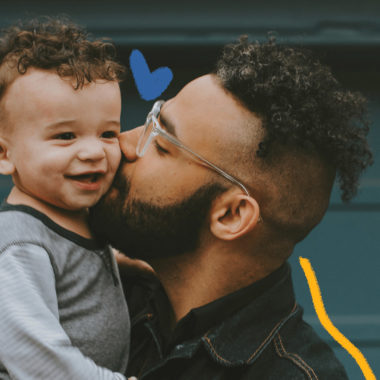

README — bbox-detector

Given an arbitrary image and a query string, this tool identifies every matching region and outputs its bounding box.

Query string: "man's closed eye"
[154,141,169,155]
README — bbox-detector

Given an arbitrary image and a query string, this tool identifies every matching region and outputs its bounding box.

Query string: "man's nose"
[77,138,106,161]
[119,127,142,162]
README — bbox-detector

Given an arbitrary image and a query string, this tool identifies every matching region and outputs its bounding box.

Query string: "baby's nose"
[77,139,106,161]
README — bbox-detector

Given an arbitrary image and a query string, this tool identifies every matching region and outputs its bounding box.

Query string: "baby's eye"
[102,131,118,139]
[55,132,75,140]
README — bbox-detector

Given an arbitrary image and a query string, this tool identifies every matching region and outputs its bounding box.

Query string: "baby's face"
[3,69,122,210]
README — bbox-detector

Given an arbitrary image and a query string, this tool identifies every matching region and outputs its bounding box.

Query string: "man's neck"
[7,186,92,238]
[150,243,277,326]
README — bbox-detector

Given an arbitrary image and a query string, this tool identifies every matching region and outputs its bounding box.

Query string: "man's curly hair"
[0,16,125,101]
[216,36,373,202]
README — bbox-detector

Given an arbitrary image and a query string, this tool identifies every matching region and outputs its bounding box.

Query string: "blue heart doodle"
[129,49,173,101]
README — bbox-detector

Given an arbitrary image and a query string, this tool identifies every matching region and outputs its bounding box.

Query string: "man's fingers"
[113,250,155,276]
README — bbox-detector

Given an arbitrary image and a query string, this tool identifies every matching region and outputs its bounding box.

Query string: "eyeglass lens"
[136,115,156,157]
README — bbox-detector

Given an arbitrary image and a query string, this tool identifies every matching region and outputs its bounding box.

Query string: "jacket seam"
[203,302,298,366]
[203,336,234,365]
[274,335,310,379]
[274,332,319,380]
[245,302,297,363]
[278,333,319,379]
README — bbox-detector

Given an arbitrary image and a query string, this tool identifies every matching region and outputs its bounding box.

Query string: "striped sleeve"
[0,243,126,380]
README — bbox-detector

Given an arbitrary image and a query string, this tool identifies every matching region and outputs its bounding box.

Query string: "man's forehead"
[161,74,261,142]
[171,74,226,107]
[162,75,232,128]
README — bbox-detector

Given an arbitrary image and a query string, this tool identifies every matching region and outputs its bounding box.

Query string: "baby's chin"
[57,195,106,213]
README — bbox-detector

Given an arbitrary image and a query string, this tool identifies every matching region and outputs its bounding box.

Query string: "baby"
[0,19,131,379]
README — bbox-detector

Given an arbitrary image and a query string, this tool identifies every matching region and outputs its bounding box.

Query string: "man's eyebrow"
[159,112,177,137]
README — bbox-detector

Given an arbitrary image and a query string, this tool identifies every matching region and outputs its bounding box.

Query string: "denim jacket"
[124,263,348,379]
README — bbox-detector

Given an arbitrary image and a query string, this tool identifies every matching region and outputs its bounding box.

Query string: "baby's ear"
[0,138,15,175]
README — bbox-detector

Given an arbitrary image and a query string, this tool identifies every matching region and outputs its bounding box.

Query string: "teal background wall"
[1,1,379,377]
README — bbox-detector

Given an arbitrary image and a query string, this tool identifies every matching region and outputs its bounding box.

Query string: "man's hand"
[113,250,155,277]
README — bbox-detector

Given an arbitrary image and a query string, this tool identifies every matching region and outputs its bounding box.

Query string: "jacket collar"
[128,262,298,368]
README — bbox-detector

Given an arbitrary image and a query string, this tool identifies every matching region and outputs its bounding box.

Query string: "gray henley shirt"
[0,204,130,380]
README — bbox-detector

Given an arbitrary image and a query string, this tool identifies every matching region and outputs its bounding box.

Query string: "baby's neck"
[7,186,92,239]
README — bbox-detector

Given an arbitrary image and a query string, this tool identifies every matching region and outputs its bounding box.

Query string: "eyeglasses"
[136,100,250,196]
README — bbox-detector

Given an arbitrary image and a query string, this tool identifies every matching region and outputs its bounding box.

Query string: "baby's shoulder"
[0,208,53,251]
[0,207,45,232]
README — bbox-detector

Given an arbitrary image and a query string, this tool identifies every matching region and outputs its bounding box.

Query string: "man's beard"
[89,170,225,260]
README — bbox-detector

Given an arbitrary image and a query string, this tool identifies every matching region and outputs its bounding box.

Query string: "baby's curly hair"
[0,16,126,100]
[216,36,373,202]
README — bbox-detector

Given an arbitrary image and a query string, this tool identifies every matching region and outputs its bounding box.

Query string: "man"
[91,36,372,379]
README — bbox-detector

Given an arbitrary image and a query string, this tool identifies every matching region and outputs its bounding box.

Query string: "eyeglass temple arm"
[155,124,250,196]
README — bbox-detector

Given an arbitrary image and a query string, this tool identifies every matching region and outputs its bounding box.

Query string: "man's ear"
[0,138,15,175]
[209,190,261,241]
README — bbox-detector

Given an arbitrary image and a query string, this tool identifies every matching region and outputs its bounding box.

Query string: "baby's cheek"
[103,168,120,195]
[110,145,122,174]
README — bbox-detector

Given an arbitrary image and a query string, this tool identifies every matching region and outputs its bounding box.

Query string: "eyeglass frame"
[136,100,251,198]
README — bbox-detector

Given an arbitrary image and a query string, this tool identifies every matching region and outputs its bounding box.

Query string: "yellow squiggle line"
[299,257,376,380]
